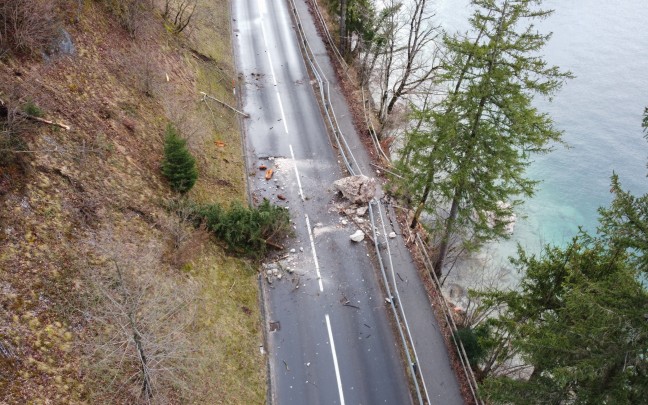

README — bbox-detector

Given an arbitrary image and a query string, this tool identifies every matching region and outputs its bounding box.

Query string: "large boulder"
[333,175,376,204]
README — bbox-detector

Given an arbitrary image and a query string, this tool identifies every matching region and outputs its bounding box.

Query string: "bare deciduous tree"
[0,0,59,57]
[374,0,440,123]
[162,0,197,34]
[84,238,200,404]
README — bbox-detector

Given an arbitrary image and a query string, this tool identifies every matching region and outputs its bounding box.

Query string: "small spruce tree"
[161,124,197,194]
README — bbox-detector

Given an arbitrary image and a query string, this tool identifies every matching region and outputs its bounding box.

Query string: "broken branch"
[200,91,249,118]
[20,112,71,130]
[264,239,284,250]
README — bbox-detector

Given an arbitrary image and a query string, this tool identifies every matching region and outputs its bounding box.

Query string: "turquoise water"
[436,0,648,267]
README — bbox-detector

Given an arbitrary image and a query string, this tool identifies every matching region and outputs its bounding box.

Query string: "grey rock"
[333,175,377,204]
[350,230,365,242]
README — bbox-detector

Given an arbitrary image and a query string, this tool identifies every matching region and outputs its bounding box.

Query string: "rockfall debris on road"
[333,175,376,204]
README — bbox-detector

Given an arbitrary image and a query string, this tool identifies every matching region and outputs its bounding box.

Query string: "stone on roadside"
[356,206,368,216]
[350,230,365,242]
[388,231,397,239]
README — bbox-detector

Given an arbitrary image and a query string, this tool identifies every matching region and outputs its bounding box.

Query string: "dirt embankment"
[0,1,264,403]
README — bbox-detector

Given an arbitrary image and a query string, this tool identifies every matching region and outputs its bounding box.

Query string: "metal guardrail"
[415,235,483,405]
[297,1,484,404]
[286,1,426,403]
[306,0,391,163]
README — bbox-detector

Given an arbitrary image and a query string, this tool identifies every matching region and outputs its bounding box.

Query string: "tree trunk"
[114,260,153,400]
[339,0,347,55]
[433,187,461,276]
[410,182,430,229]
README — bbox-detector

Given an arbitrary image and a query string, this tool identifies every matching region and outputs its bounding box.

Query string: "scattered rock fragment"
[356,206,368,216]
[388,231,397,239]
[350,230,365,242]
[265,169,274,180]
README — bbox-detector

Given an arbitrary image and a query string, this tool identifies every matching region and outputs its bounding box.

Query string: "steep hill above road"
[0,1,264,403]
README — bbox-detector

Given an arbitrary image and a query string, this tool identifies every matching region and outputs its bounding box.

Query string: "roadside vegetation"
[323,0,647,403]
[456,148,648,403]
[325,0,571,276]
[0,0,274,403]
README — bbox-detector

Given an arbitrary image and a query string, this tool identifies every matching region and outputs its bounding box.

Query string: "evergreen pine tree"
[396,0,571,275]
[161,124,197,194]
[471,111,648,403]
[475,234,648,404]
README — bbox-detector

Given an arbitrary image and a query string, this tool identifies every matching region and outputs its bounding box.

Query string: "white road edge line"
[325,314,346,405]
[305,214,323,292]
[289,144,305,201]
[259,0,290,134]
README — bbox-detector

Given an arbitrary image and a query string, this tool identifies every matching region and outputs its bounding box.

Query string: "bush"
[161,124,197,194]
[0,0,59,57]
[100,0,145,39]
[162,0,197,34]
[194,200,291,256]
[22,101,44,118]
[0,102,27,166]
[454,326,486,368]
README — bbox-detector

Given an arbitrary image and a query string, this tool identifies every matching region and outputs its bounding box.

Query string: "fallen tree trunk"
[200,91,249,118]
[17,111,71,130]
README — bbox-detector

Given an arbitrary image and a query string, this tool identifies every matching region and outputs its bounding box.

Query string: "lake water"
[433,0,648,291]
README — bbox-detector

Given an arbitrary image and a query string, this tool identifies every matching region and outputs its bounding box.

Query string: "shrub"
[161,124,197,194]
[100,0,146,38]
[194,200,291,256]
[22,101,44,118]
[162,0,197,34]
[0,102,27,166]
[454,326,486,368]
[0,0,59,57]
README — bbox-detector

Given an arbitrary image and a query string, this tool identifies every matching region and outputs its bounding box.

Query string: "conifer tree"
[475,235,648,404]
[396,0,571,275]
[161,124,197,194]
[597,109,648,275]
[466,112,648,403]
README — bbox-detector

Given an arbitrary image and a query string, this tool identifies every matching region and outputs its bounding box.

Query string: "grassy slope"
[0,1,263,403]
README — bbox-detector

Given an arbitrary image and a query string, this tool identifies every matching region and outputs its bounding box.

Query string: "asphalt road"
[232,0,413,403]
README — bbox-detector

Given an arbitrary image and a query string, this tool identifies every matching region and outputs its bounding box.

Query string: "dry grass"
[0,0,264,403]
